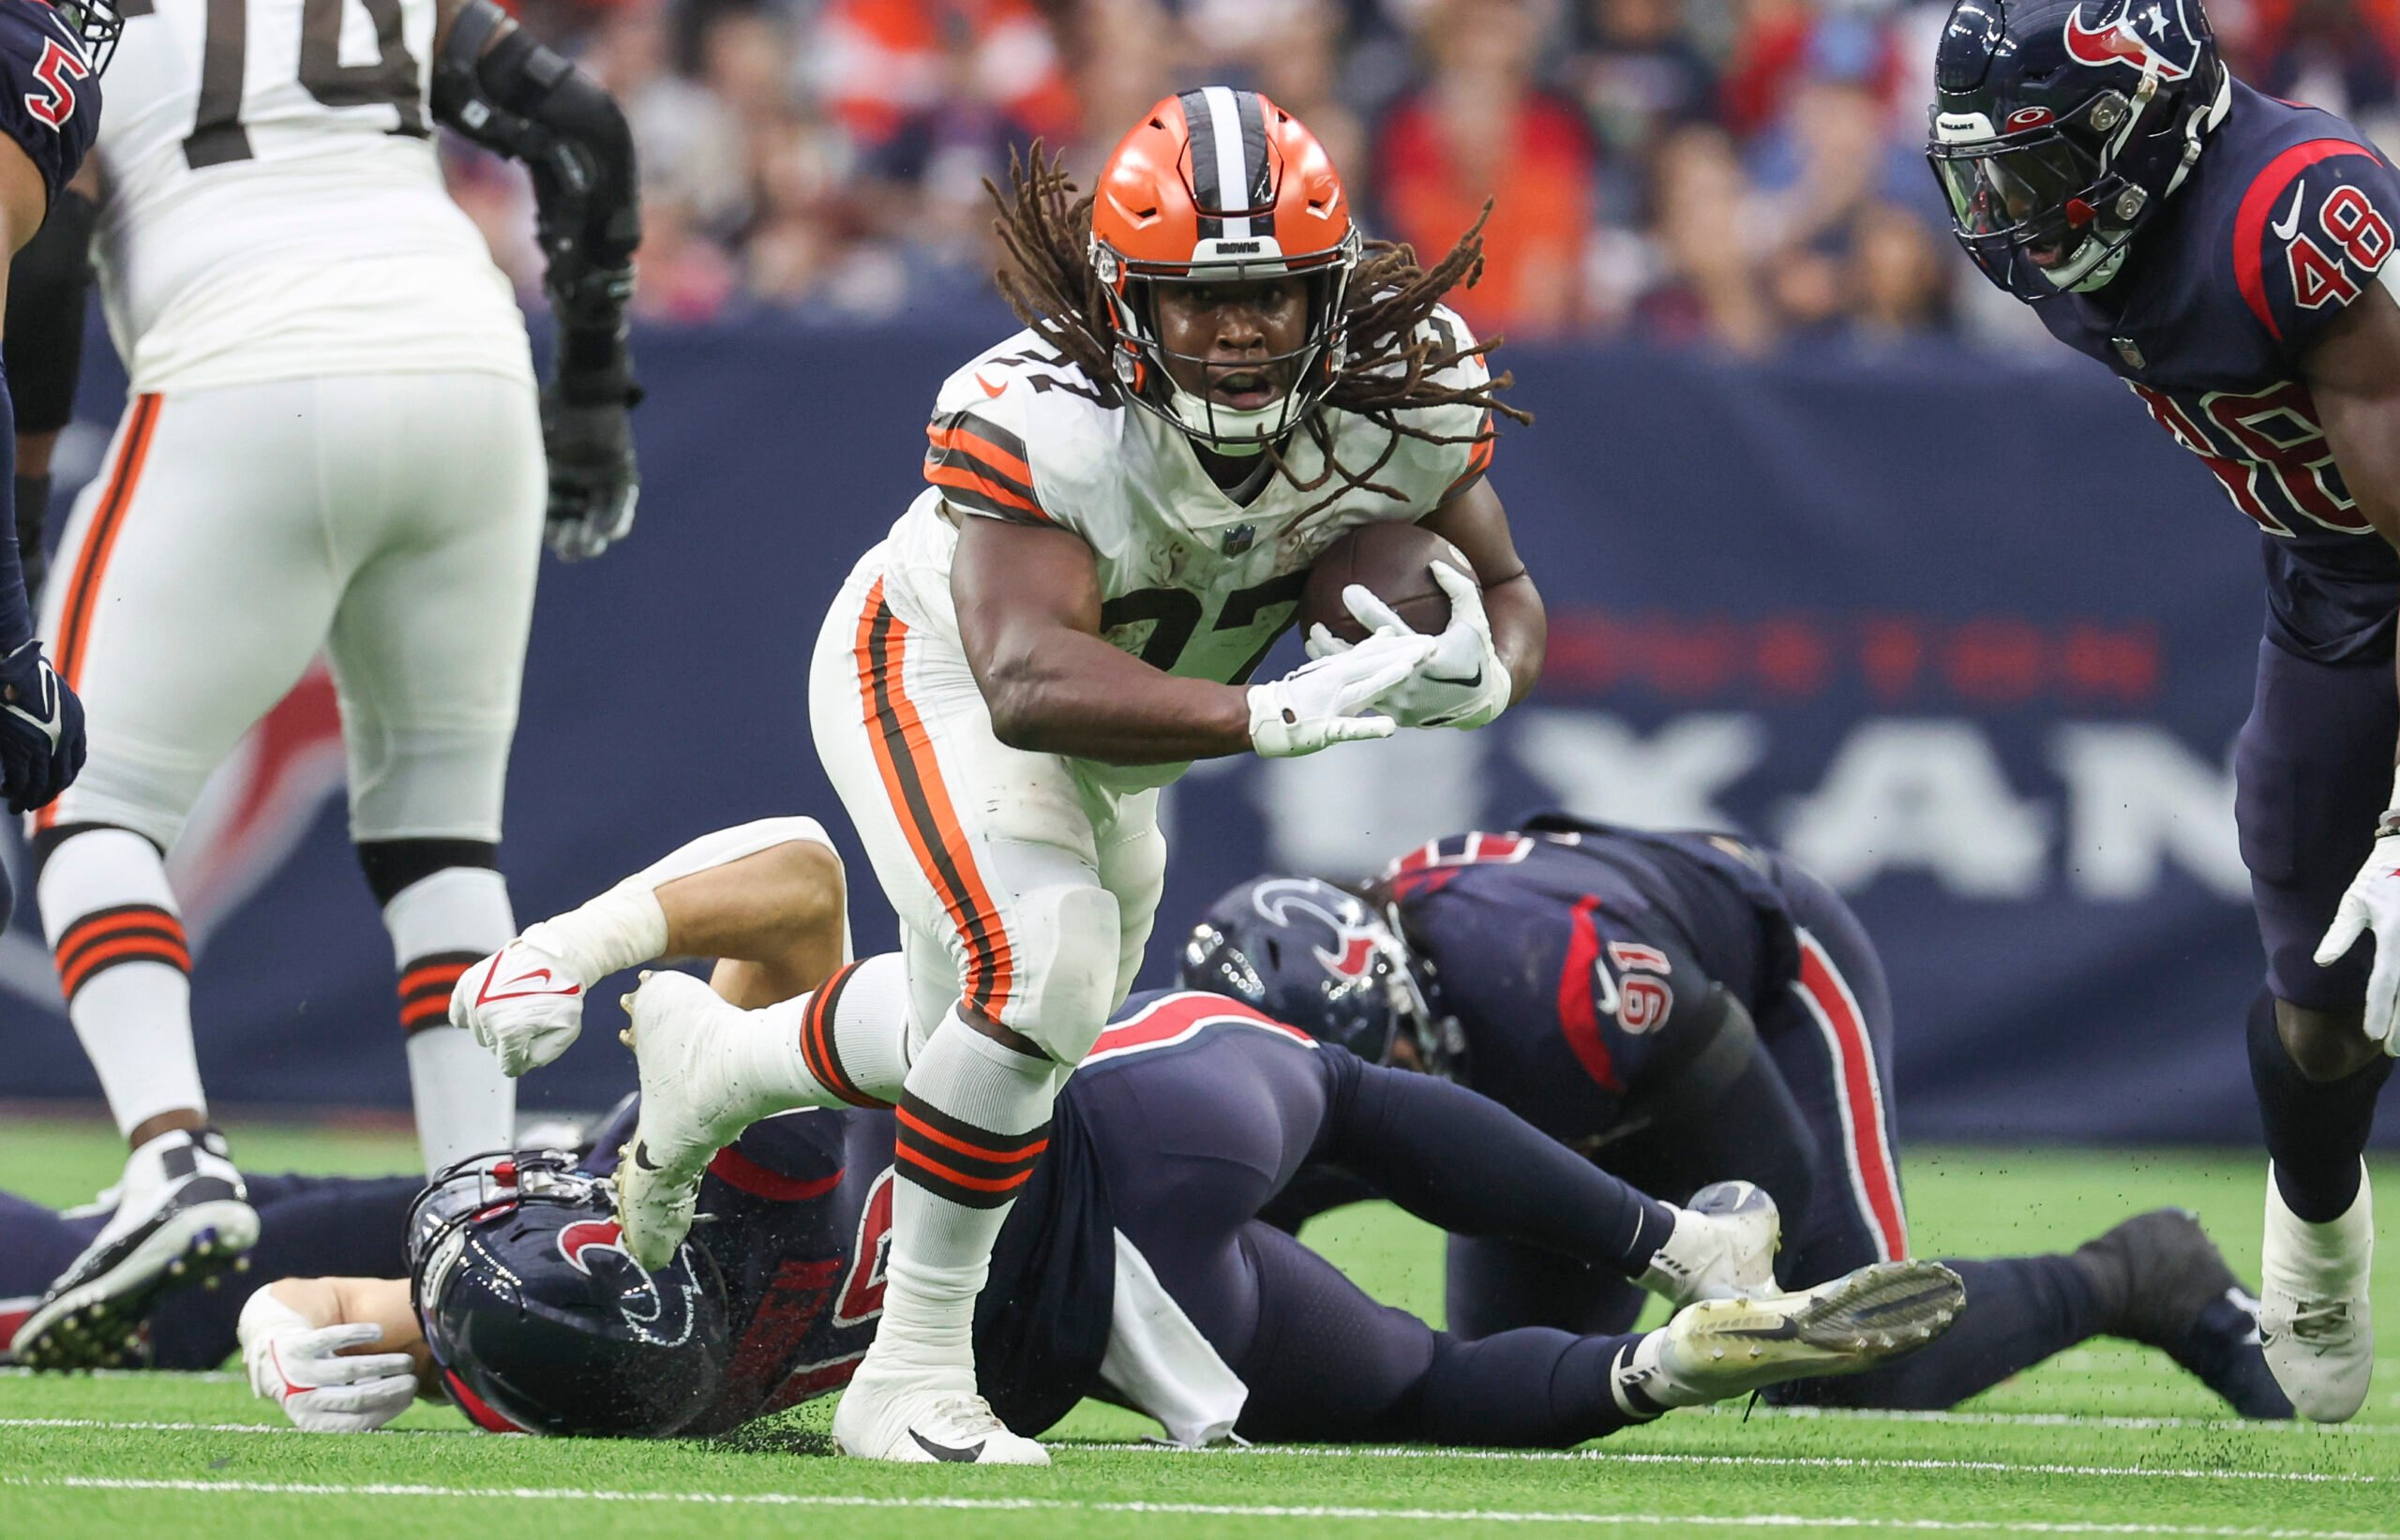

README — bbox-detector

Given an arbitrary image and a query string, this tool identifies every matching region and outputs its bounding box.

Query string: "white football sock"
[876,1009,1062,1372]
[37,827,204,1139]
[739,950,914,1109]
[384,866,518,1174]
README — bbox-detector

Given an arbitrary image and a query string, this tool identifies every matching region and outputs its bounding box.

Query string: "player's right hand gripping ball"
[0,638,84,814]
[540,386,640,561]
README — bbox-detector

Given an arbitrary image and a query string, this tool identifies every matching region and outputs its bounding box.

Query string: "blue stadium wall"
[0,316,2317,1144]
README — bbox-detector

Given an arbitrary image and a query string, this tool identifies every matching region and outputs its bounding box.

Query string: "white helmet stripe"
[1200,85,1252,241]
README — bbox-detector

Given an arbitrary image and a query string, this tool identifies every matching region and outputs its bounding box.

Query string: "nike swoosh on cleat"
[910,1431,987,1462]
[633,1141,662,1172]
[2271,181,2307,243]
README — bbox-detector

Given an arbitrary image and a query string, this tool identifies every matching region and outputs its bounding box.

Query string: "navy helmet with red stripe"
[406,1150,730,1438]
[1181,875,1458,1073]
[1927,0,2229,297]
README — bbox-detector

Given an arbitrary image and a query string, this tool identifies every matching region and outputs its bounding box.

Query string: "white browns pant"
[32,372,545,849]
[808,555,1167,1063]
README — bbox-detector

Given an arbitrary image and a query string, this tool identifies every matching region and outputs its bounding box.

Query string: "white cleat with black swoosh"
[832,1362,1050,1465]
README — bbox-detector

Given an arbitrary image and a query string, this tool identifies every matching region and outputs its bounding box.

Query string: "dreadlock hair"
[988,145,1532,513]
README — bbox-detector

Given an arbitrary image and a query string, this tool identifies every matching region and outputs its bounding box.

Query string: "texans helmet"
[1927,0,2228,296]
[1181,875,1459,1073]
[406,1150,730,1438]
[51,0,122,72]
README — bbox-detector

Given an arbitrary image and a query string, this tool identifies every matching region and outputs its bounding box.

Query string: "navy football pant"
[1447,856,2105,1408]
[1079,1039,1671,1444]
[0,1173,420,1368]
[2234,635,2393,1013]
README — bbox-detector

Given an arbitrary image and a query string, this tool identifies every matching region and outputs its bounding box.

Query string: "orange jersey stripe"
[925,423,1036,490]
[924,463,1043,518]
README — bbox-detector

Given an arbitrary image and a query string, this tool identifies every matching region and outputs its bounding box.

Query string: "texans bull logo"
[557,1218,701,1348]
[1247,876,1385,980]
[2062,0,2198,82]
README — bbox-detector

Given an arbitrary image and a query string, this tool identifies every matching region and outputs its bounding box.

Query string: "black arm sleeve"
[5,187,96,435]
[432,0,640,402]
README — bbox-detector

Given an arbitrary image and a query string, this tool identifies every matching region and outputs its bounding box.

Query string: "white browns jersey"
[872,307,1497,791]
[91,0,532,394]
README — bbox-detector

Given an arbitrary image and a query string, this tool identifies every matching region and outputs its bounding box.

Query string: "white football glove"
[2315,830,2400,1054]
[1305,563,1512,730]
[451,932,587,1077]
[1247,627,1434,758]
[240,1291,417,1434]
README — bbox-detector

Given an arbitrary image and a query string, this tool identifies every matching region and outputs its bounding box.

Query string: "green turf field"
[2,1115,2394,1538]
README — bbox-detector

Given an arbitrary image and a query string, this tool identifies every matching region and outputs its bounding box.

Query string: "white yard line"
[3,1475,2397,1536]
[1066,1444,2390,1484]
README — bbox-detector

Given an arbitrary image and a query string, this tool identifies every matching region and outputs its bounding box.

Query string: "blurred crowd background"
[453,0,2400,351]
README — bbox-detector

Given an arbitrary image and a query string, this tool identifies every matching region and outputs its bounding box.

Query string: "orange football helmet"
[1088,88,1362,453]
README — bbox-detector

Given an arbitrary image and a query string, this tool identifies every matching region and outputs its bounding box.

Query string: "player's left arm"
[430,0,642,561]
[7,158,97,604]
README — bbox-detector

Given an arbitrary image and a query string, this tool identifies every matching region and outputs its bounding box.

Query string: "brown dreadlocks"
[988,147,1532,510]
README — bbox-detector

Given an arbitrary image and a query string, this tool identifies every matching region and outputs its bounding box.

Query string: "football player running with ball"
[1928,0,2400,1419]
[10,0,639,1370]
[473,90,1543,1463]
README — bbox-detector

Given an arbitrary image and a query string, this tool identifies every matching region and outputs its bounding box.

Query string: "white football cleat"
[451,936,588,1078]
[1641,1180,1781,1307]
[1614,1259,1965,1413]
[2259,1160,2375,1423]
[10,1128,260,1370]
[611,969,782,1270]
[832,1357,1050,1465]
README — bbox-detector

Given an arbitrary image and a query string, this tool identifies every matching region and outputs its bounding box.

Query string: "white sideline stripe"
[1072,1443,2390,1484]
[9,1476,2400,1537]
[0,1424,2382,1487]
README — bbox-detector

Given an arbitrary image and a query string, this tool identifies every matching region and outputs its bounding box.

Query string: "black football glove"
[0,637,84,814]
[540,384,639,561]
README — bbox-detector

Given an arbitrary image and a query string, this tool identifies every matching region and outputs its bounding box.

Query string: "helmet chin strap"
[1167,386,1290,456]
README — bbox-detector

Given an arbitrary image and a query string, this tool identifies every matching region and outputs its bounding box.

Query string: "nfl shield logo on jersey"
[1222,524,1256,557]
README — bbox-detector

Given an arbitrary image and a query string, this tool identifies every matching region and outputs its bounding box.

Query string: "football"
[1298,521,1469,645]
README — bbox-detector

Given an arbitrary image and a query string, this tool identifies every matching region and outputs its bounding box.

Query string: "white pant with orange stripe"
[808,556,1168,1062]
[31,372,545,849]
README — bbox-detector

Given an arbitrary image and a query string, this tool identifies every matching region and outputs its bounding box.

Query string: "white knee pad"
[1003,883,1123,1064]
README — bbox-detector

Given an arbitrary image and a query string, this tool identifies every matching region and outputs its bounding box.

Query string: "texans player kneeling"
[1927,0,2400,1421]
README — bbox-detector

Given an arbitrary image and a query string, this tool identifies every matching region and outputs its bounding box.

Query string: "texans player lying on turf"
[1926,0,2400,1420]
[1181,821,2290,1418]
[106,817,1953,1442]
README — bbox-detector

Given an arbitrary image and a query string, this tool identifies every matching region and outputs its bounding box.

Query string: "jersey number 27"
[183,0,428,169]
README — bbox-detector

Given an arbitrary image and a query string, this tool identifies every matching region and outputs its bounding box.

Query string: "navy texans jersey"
[2035,82,2400,660]
[1382,817,1798,1148]
[0,0,97,206]
[581,1100,895,1436]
